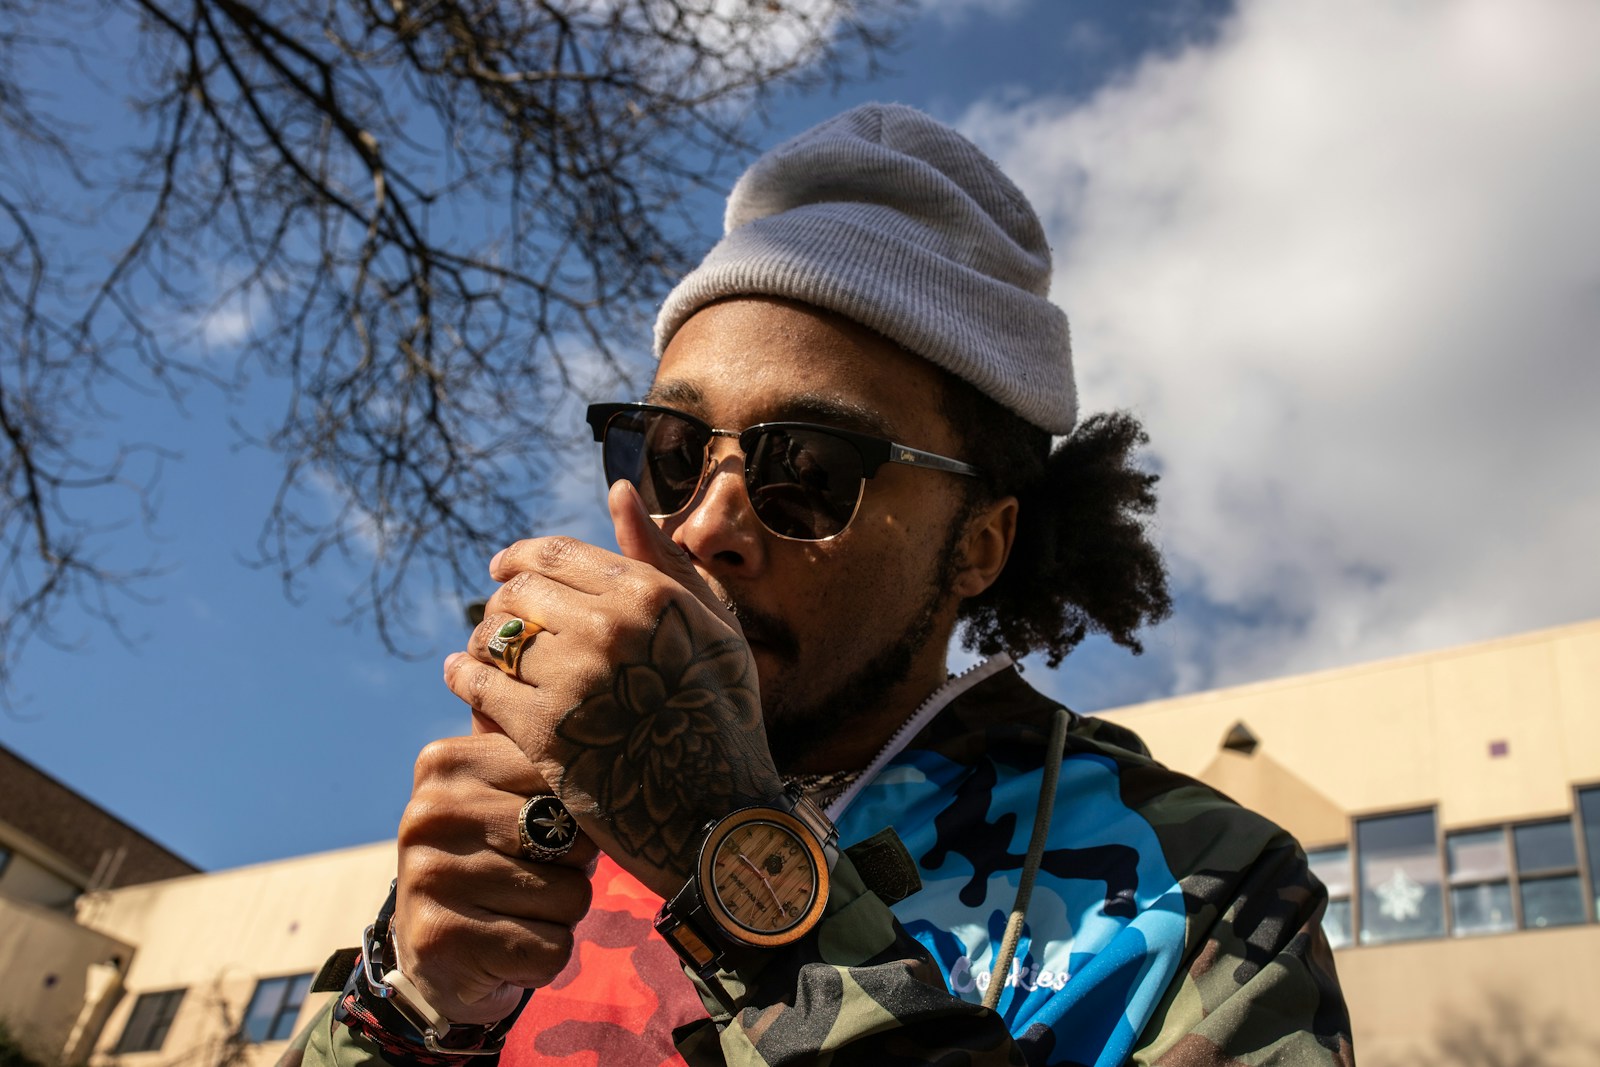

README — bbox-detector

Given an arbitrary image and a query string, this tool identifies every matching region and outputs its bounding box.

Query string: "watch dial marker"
[711,820,817,934]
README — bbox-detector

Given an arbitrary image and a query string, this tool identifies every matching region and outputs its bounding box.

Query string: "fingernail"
[624,483,649,518]
[489,549,506,573]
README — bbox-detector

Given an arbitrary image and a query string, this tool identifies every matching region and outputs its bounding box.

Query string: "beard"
[758,590,943,773]
[739,515,971,774]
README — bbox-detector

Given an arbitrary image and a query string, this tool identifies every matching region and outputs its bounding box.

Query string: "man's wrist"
[335,881,528,1061]
[677,835,926,1020]
[654,787,840,979]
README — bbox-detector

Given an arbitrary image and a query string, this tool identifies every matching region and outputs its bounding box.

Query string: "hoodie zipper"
[826,652,1014,821]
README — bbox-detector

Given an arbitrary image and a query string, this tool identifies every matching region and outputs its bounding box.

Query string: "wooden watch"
[655,788,840,977]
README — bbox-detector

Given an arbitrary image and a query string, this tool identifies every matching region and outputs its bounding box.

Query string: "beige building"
[73,844,397,1067]
[1100,617,1600,1066]
[3,617,1598,1066]
[0,748,198,1065]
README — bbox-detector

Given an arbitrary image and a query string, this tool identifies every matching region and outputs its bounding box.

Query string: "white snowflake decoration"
[1375,868,1425,922]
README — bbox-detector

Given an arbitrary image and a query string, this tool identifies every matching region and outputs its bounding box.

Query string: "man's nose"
[667,446,766,575]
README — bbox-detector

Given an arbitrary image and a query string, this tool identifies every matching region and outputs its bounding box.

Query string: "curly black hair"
[939,374,1172,667]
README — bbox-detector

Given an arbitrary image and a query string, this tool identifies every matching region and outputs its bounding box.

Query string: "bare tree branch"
[0,0,906,698]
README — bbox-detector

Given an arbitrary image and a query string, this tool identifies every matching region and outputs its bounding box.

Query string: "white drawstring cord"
[982,706,1071,1012]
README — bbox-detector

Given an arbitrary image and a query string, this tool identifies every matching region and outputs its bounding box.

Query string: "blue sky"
[4,0,1598,872]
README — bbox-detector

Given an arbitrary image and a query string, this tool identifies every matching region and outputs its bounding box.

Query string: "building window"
[242,973,314,1043]
[1446,828,1514,936]
[115,989,186,1053]
[1580,787,1600,921]
[1357,809,1444,944]
[1305,845,1353,948]
[1512,819,1585,929]
[1344,799,1600,947]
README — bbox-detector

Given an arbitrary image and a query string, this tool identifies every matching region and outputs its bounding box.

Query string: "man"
[291,104,1352,1067]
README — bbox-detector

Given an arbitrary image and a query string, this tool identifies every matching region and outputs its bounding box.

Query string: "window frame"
[113,988,187,1054]
[240,972,315,1044]
[1304,843,1354,949]
[1577,783,1600,923]
[1509,815,1585,930]
[1319,787,1600,950]
[1353,806,1447,946]
[1443,824,1515,937]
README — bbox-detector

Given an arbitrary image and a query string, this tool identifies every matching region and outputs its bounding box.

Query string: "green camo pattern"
[279,667,1353,1067]
[675,670,1354,1066]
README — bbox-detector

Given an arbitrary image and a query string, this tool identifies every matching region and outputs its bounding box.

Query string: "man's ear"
[953,495,1018,600]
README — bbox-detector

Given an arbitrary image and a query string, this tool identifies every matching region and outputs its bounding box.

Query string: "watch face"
[707,816,819,938]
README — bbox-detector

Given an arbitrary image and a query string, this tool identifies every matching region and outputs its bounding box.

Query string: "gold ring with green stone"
[486,617,541,678]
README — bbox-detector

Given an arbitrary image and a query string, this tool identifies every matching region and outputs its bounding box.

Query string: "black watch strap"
[655,820,923,980]
[655,788,840,978]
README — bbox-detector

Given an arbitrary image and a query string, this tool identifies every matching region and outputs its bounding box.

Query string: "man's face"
[648,297,976,773]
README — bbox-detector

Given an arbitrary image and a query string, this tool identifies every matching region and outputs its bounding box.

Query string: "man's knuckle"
[470,615,500,649]
[509,925,573,984]
[630,578,674,617]
[521,869,592,921]
[536,536,582,568]
[414,738,465,779]
[403,898,459,959]
[462,663,497,704]
[569,877,594,917]
[500,571,534,600]
[399,843,449,889]
[581,606,617,643]
[542,925,576,963]
[397,794,454,845]
[399,791,436,829]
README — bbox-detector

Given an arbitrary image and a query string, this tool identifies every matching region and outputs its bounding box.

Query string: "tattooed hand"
[445,481,784,899]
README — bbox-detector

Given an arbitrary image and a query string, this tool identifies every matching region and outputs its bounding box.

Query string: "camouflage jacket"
[286,657,1352,1067]
[670,657,1352,1066]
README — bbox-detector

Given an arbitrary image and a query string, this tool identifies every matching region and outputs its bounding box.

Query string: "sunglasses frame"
[585,402,981,542]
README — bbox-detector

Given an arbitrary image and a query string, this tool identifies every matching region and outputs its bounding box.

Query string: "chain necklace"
[777,658,1016,815]
[781,768,865,809]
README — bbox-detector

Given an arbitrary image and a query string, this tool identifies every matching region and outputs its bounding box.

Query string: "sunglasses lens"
[744,427,865,540]
[601,409,709,516]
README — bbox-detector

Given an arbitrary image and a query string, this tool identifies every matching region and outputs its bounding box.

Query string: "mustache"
[727,599,799,662]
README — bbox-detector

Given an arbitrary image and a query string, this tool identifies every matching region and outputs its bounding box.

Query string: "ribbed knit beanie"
[654,103,1076,434]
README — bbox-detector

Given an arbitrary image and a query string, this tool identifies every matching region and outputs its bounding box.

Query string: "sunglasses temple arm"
[888,443,982,478]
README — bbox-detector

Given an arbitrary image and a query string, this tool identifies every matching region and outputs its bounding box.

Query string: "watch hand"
[738,852,791,916]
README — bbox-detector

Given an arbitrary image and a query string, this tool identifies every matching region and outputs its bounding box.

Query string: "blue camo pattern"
[835,748,1189,1067]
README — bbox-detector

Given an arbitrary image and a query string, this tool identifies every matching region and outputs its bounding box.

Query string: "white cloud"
[919,0,1030,26]
[200,303,253,346]
[573,0,855,99]
[962,0,1600,697]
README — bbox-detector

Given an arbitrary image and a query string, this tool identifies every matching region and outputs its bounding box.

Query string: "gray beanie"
[653,103,1076,434]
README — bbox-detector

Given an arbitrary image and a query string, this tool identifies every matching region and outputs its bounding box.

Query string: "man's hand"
[445,481,784,899]
[393,730,597,1025]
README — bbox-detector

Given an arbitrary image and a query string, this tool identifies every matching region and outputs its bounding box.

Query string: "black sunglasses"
[585,402,980,542]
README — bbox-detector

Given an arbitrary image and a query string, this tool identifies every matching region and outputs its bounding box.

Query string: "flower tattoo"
[554,601,769,881]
